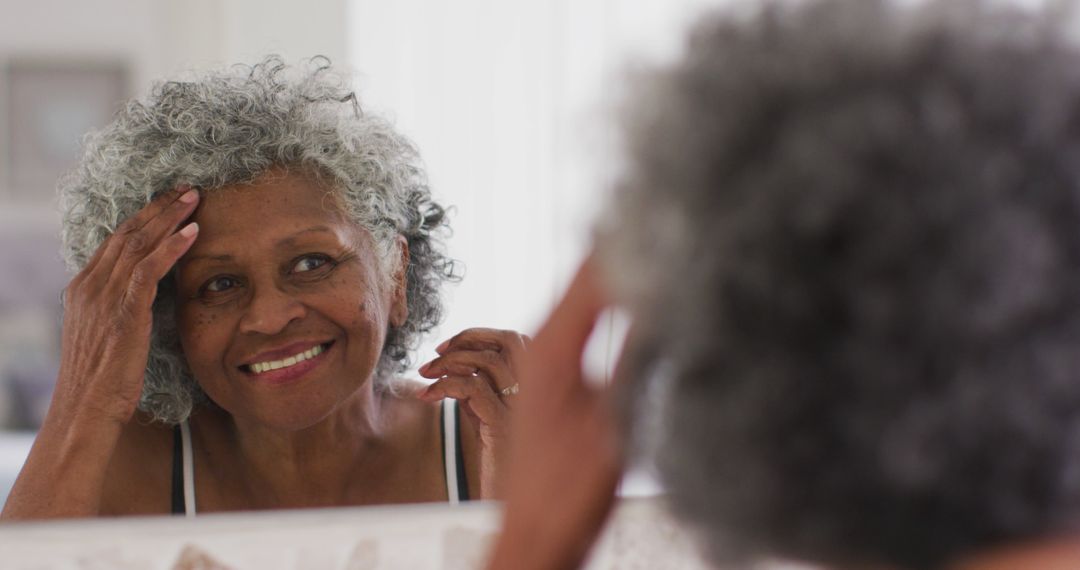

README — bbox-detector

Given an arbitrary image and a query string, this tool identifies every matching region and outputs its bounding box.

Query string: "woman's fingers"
[418,349,513,392]
[523,256,608,401]
[93,186,199,282]
[436,328,529,357]
[110,188,199,282]
[533,257,607,359]
[418,375,508,427]
[423,327,530,397]
[85,186,188,275]
[123,223,200,313]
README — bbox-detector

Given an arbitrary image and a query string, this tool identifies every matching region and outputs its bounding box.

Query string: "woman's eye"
[204,276,239,293]
[292,254,331,273]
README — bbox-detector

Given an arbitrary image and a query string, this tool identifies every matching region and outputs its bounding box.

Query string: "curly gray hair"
[599,0,1080,568]
[59,56,456,425]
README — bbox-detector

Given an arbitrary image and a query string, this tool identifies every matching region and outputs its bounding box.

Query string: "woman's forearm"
[0,410,123,520]
[3,189,204,521]
[486,521,595,570]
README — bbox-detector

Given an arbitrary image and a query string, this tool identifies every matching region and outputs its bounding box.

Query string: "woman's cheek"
[322,269,386,330]
[177,306,222,374]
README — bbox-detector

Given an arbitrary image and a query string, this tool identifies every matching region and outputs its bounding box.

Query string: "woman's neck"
[206,386,393,506]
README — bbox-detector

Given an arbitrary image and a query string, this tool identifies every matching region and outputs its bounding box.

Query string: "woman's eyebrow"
[274,226,337,248]
[179,226,340,268]
[179,252,233,266]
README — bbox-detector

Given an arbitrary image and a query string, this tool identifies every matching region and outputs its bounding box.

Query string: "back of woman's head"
[599,0,1080,567]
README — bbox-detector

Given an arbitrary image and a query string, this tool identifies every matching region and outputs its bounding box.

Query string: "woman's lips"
[240,341,333,385]
[242,340,331,368]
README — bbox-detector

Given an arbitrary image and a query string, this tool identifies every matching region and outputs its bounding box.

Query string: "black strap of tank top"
[439,400,470,502]
[454,401,469,501]
[170,425,184,514]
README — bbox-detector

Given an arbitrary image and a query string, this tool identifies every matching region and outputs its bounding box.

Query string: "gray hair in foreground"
[599,0,1080,568]
[60,56,457,424]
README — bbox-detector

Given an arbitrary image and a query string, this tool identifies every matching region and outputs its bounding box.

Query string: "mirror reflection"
[3,53,535,516]
[0,0,698,518]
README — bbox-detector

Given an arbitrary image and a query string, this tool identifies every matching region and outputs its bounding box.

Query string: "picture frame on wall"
[4,59,128,204]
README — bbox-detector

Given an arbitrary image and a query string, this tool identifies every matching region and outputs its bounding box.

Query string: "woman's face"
[174,170,406,431]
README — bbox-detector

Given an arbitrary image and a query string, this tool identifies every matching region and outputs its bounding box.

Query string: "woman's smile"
[240,340,335,386]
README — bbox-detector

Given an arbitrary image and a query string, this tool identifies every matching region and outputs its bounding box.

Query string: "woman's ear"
[389,235,410,328]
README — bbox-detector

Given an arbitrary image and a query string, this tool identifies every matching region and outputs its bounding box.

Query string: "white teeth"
[248,344,325,375]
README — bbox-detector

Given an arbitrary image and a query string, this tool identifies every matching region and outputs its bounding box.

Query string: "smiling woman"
[0,57,527,520]
[175,172,403,435]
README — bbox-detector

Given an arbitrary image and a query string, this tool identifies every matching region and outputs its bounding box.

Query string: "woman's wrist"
[42,406,124,456]
[1,405,125,520]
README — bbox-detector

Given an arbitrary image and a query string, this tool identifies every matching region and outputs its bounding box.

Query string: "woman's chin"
[244,407,338,433]
[215,393,349,433]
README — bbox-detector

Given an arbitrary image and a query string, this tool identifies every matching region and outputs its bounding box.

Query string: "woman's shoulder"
[385,379,485,499]
[381,379,441,434]
[380,379,466,465]
[99,411,175,516]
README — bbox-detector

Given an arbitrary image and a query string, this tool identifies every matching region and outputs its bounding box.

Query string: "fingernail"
[180,222,199,237]
[179,189,199,203]
[436,340,450,353]
[179,188,199,203]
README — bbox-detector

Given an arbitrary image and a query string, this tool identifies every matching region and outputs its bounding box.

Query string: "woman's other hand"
[486,257,623,570]
[416,327,528,498]
[1,186,200,519]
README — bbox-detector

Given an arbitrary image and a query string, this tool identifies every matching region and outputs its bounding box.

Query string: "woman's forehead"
[184,171,365,253]
[194,171,349,226]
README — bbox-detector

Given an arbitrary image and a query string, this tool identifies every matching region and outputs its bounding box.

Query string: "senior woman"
[488,1,1080,569]
[1,57,523,519]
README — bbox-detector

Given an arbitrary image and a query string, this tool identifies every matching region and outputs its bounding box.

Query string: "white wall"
[347,0,737,375]
[0,0,349,219]
[0,0,347,87]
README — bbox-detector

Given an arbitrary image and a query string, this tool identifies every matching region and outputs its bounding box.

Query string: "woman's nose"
[238,284,307,336]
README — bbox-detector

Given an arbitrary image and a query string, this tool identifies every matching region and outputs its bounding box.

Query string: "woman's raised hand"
[1,186,199,519]
[485,257,623,570]
[416,327,529,498]
[53,186,201,426]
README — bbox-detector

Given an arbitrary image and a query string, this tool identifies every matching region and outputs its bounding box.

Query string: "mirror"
[0,0,691,522]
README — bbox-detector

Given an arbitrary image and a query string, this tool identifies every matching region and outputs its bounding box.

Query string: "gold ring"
[499,383,519,396]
